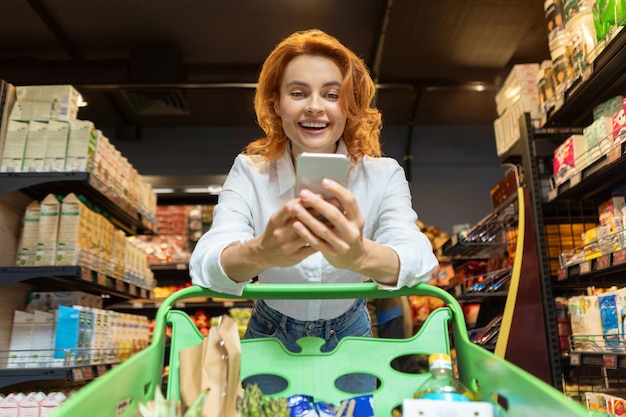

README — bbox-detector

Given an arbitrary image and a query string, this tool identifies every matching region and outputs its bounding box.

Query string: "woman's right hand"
[255,198,319,268]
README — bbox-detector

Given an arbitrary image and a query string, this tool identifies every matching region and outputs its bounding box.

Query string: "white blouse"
[189,141,438,321]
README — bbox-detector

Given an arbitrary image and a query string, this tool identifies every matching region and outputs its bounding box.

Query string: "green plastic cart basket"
[50,282,592,417]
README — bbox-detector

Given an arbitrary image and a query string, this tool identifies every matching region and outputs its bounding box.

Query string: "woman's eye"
[325,92,339,100]
[290,91,305,98]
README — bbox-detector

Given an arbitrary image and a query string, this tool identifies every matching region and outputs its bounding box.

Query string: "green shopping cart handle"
[158,282,468,341]
[167,281,458,302]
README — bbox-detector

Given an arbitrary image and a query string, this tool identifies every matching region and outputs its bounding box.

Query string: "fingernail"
[300,189,313,198]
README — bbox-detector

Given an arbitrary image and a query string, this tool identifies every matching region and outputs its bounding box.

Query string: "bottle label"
[420,392,473,402]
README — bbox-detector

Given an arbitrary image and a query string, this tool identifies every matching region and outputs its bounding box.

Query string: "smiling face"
[276,54,347,160]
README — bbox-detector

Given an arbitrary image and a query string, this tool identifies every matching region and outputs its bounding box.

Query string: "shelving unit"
[500,25,626,397]
[437,193,518,353]
[0,171,156,390]
[0,172,156,235]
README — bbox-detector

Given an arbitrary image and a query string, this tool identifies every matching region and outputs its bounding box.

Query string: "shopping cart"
[51,282,591,417]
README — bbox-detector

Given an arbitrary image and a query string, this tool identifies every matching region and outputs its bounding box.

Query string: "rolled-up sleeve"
[189,157,255,295]
[367,159,439,290]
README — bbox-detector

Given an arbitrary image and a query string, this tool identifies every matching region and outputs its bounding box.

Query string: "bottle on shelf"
[413,353,476,402]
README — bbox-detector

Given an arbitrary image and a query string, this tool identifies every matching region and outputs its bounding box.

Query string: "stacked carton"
[493,64,542,156]
[2,85,80,173]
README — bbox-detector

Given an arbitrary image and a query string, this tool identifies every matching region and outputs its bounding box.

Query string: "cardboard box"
[56,193,88,266]
[598,196,626,226]
[35,193,60,266]
[39,392,67,416]
[0,393,26,417]
[26,291,102,313]
[64,119,97,171]
[568,295,604,351]
[18,391,46,417]
[53,305,93,364]
[30,310,55,367]
[43,120,70,172]
[16,84,81,106]
[9,100,75,122]
[7,310,34,368]
[15,200,40,267]
[553,134,586,186]
[0,120,28,172]
[613,105,626,144]
[22,120,48,171]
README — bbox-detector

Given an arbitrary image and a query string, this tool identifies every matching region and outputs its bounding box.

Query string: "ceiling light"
[153,188,175,194]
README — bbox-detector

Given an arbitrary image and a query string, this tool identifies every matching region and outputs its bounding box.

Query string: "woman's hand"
[291,179,400,285]
[291,179,366,270]
[220,198,317,282]
[255,198,318,268]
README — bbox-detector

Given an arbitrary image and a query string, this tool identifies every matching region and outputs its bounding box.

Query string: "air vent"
[120,88,189,116]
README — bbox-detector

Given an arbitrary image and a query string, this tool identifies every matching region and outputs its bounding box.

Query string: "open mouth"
[300,121,328,131]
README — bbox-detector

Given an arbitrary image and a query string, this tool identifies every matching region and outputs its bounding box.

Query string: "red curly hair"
[245,29,383,161]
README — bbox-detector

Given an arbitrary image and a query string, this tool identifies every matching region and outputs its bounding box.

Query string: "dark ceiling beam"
[26,0,84,61]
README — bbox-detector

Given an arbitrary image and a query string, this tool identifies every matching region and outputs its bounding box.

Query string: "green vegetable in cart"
[138,388,207,417]
[138,389,179,417]
[236,383,288,417]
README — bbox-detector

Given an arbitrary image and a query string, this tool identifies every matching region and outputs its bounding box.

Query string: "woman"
[189,29,438,394]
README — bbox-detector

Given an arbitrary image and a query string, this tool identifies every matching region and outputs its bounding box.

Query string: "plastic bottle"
[413,353,475,402]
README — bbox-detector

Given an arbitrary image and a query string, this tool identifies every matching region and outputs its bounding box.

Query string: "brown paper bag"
[179,315,242,417]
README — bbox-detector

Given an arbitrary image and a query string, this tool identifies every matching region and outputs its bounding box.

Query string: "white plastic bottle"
[413,353,475,402]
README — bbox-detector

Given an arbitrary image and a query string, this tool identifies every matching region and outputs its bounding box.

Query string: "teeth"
[300,122,327,128]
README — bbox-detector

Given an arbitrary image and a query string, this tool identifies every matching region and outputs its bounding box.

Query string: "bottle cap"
[428,353,452,370]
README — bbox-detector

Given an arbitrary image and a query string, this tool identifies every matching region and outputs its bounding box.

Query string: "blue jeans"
[242,298,376,395]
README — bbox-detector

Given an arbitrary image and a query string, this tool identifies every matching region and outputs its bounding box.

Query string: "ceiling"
[0,0,551,134]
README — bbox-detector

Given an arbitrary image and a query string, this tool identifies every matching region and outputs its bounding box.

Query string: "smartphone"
[295,152,349,199]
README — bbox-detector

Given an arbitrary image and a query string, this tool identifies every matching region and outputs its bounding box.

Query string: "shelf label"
[597,254,611,270]
[607,146,621,164]
[71,367,85,381]
[570,352,581,366]
[131,301,145,309]
[579,261,591,274]
[128,285,137,296]
[176,263,187,270]
[613,250,626,265]
[557,268,568,281]
[115,279,125,292]
[569,172,582,187]
[82,366,94,380]
[80,268,92,282]
[548,189,558,201]
[96,365,108,376]
[603,354,617,370]
[97,273,107,286]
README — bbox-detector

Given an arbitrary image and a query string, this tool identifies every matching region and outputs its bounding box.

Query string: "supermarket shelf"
[0,363,116,389]
[150,263,190,286]
[546,26,626,128]
[0,266,153,301]
[565,351,626,370]
[107,297,253,310]
[553,249,626,289]
[547,141,626,201]
[0,172,156,235]
[438,207,517,261]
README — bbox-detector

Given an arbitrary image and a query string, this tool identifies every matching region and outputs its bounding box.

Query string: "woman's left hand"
[291,178,366,271]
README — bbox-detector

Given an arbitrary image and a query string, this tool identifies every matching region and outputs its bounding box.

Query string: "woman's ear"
[274,102,281,116]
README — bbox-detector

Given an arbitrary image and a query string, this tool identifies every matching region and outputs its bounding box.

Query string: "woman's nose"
[305,95,323,114]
